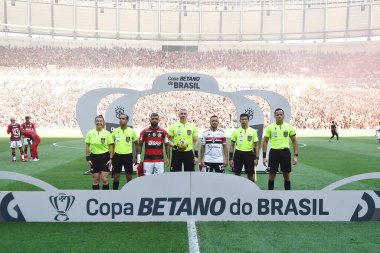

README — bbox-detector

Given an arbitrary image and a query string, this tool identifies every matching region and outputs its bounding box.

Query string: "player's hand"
[223,160,228,167]
[200,160,205,167]
[88,160,93,167]
[133,157,137,165]
[106,159,112,166]
[292,156,298,165]
[229,160,234,169]
[263,158,268,167]
[165,159,170,167]
[254,159,258,167]
[193,157,198,165]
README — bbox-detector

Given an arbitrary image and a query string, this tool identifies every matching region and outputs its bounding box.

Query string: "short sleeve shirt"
[168,121,198,152]
[85,129,114,154]
[230,127,258,152]
[112,127,137,154]
[264,122,296,149]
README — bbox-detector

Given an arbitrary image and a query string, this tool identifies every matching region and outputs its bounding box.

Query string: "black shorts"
[331,130,338,136]
[204,163,225,173]
[268,148,291,173]
[171,150,194,172]
[90,152,110,173]
[112,153,133,174]
[233,150,255,175]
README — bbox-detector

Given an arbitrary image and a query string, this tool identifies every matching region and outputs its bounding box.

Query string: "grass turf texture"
[0,136,379,252]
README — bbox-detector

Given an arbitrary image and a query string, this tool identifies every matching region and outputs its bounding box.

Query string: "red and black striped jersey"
[7,123,22,141]
[139,127,168,162]
[22,122,36,132]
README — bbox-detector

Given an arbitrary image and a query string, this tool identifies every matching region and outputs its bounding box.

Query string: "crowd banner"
[1,171,379,222]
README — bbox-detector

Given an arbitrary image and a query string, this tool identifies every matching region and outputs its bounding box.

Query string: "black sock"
[268,180,274,190]
[113,181,120,190]
[92,184,100,190]
[284,181,291,190]
[102,184,109,190]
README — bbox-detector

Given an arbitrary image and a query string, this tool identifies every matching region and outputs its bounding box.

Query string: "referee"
[262,108,298,190]
[111,113,139,190]
[85,115,114,190]
[229,113,259,182]
[168,108,198,172]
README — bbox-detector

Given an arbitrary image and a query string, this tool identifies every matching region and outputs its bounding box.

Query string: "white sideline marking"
[187,221,201,253]
[52,142,82,149]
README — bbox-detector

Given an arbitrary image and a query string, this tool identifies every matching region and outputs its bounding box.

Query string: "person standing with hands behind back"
[85,115,114,190]
[262,108,298,190]
[229,113,259,183]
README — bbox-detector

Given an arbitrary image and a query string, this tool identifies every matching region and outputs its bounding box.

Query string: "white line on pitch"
[298,143,307,148]
[52,142,83,149]
[187,221,201,253]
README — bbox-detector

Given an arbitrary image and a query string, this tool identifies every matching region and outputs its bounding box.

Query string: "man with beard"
[138,113,170,175]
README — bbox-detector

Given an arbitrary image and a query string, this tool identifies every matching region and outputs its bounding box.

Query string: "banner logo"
[0,193,26,222]
[49,193,75,221]
[350,191,380,221]
[115,106,125,119]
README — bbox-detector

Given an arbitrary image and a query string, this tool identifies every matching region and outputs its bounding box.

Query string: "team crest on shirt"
[126,137,130,142]
[100,138,105,144]
[157,133,162,138]
[187,130,192,135]
[247,136,252,141]
[152,133,156,137]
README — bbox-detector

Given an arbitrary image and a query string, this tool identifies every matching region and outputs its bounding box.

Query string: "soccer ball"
[177,138,189,151]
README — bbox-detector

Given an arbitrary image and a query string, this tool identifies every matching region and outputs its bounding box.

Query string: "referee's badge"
[126,137,130,142]
[274,131,278,137]
[100,138,105,144]
[247,136,252,141]
[177,130,181,135]
[283,131,289,137]
[187,130,192,135]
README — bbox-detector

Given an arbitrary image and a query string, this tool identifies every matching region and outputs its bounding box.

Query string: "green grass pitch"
[0,137,379,252]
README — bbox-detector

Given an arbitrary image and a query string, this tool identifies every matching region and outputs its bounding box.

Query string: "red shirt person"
[22,130,41,161]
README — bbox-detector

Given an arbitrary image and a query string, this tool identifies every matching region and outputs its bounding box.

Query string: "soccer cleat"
[12,159,16,162]
[21,159,26,162]
[33,158,40,161]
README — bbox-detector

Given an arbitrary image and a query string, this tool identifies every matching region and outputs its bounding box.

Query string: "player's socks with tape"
[92,184,100,190]
[113,181,120,190]
[268,180,274,190]
[284,181,291,190]
[102,184,109,190]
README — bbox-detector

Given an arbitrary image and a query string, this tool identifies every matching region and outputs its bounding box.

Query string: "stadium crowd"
[1,46,379,130]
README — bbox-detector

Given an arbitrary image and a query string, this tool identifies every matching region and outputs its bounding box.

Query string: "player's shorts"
[90,152,110,173]
[112,153,133,174]
[23,138,33,145]
[143,161,165,175]
[171,150,194,172]
[233,150,255,175]
[204,162,225,173]
[10,140,22,148]
[331,130,338,136]
[268,148,291,173]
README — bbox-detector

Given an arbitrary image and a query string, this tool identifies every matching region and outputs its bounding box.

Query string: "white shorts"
[23,138,33,145]
[10,140,22,148]
[143,162,164,175]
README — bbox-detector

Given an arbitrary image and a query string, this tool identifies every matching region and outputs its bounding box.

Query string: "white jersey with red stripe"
[201,129,226,163]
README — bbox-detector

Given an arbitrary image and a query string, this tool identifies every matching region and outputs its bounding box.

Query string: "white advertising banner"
[1,172,379,222]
